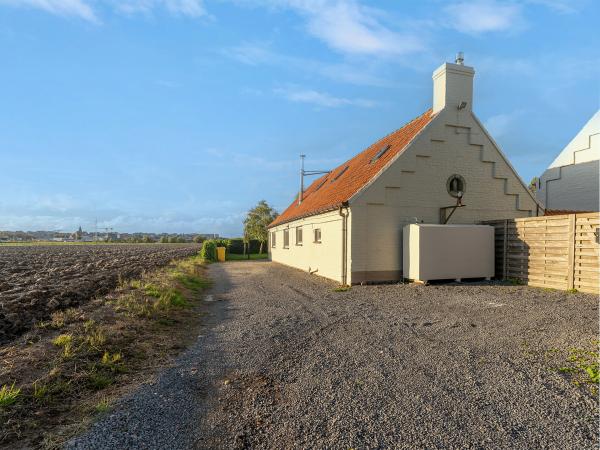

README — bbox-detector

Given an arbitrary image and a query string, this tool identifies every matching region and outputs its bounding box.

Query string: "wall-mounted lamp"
[457,101,468,110]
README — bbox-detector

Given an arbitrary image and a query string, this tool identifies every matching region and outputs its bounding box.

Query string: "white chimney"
[432,52,475,114]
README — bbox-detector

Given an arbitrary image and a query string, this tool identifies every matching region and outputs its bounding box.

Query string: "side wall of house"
[537,161,599,211]
[349,108,538,283]
[268,209,351,284]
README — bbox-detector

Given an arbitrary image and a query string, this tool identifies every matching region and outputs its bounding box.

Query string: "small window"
[313,228,322,243]
[296,227,303,245]
[371,144,390,163]
[447,174,466,198]
[283,229,289,248]
[331,166,349,182]
[271,231,276,248]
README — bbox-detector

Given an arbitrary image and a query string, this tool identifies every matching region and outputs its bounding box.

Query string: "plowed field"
[0,244,200,344]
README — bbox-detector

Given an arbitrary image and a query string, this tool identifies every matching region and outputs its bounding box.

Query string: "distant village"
[0,227,219,243]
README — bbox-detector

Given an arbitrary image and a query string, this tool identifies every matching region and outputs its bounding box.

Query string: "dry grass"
[0,254,210,448]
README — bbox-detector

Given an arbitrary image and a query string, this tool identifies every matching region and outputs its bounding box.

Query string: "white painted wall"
[537,110,600,211]
[348,108,537,283]
[538,161,599,211]
[268,210,350,284]
[549,110,599,168]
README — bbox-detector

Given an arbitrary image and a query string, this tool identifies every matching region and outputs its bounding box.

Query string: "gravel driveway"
[67,261,599,449]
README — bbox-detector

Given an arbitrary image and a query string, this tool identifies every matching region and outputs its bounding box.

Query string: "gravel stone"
[67,261,599,449]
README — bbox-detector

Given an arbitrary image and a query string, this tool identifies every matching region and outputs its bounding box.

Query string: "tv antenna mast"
[298,154,330,205]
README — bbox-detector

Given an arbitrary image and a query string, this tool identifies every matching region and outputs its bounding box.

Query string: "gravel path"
[67,261,599,449]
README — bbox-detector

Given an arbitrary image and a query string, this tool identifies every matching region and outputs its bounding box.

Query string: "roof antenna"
[298,155,331,205]
[455,51,464,65]
[298,154,305,205]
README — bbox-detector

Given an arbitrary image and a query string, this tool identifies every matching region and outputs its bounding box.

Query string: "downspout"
[338,202,349,285]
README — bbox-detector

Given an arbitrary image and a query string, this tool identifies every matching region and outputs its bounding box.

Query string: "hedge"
[200,240,217,262]
[228,238,265,254]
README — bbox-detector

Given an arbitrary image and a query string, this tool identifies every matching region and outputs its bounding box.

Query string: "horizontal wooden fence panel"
[483,213,600,294]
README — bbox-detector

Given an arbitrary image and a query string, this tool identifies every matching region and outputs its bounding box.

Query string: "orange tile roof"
[269,109,434,228]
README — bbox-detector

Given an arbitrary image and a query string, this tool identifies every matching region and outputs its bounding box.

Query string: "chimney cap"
[455,51,464,65]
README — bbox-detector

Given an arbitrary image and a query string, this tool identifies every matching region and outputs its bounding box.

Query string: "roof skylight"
[371,144,391,163]
[331,166,349,182]
[314,177,328,191]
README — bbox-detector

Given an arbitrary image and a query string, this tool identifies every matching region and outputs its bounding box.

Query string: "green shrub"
[214,238,231,249]
[200,240,217,262]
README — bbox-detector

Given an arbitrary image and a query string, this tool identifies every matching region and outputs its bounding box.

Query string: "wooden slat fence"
[483,213,600,294]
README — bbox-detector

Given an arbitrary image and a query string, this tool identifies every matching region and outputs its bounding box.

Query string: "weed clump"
[95,397,110,414]
[556,341,599,394]
[52,334,75,358]
[87,372,113,390]
[0,383,21,407]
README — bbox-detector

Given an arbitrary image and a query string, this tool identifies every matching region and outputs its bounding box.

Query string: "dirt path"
[68,261,598,449]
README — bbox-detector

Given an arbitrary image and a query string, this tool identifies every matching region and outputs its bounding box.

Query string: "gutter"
[338,201,349,285]
[268,203,344,229]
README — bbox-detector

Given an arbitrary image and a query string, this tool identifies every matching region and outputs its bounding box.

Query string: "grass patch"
[94,397,110,414]
[52,333,75,358]
[144,283,162,298]
[156,288,188,309]
[0,253,210,447]
[33,382,49,403]
[333,285,351,292]
[0,383,21,407]
[226,253,268,261]
[553,340,599,394]
[87,372,114,390]
[172,272,210,292]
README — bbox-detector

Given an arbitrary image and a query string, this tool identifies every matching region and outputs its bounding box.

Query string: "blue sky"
[0,0,598,235]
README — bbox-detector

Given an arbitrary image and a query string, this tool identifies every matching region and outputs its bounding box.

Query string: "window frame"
[371,144,391,163]
[271,231,276,248]
[313,228,322,244]
[446,174,466,198]
[283,229,290,248]
[296,226,303,246]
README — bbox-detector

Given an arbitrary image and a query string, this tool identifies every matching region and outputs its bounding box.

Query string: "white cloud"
[444,0,524,34]
[254,0,425,57]
[114,0,207,17]
[525,0,586,14]
[0,0,98,22]
[0,0,208,22]
[274,86,377,108]
[484,111,524,137]
[223,42,390,86]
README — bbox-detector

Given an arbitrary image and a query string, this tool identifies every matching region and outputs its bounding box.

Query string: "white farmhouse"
[536,110,599,212]
[268,56,539,285]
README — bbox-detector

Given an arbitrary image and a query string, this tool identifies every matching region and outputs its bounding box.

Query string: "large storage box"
[403,224,494,282]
